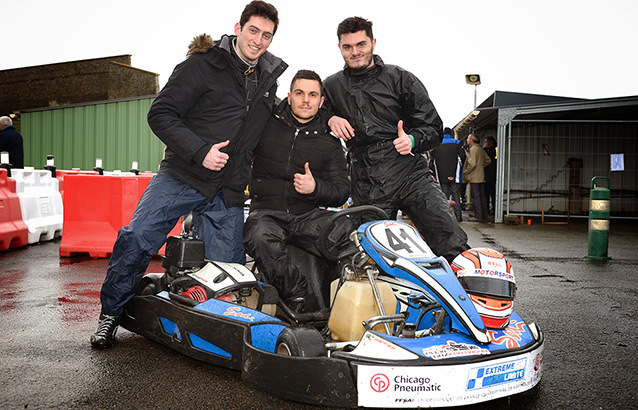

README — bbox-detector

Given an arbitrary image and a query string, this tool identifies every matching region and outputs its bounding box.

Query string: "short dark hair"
[485,136,497,147]
[240,1,279,35]
[443,127,453,136]
[337,16,373,41]
[290,70,323,94]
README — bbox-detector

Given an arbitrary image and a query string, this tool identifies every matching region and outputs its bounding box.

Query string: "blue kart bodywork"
[120,207,543,408]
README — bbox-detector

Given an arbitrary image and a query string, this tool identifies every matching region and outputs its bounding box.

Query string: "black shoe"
[90,313,120,348]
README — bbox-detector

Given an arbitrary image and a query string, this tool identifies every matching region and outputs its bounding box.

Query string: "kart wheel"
[275,327,326,357]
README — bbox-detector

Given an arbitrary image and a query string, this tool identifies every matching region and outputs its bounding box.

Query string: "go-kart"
[120,205,543,408]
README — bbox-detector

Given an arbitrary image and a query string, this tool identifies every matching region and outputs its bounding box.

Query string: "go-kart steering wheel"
[317,205,389,262]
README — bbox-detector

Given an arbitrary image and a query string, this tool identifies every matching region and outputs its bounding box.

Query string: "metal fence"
[503,121,637,219]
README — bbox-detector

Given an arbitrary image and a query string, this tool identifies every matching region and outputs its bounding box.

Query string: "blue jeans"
[100,173,245,316]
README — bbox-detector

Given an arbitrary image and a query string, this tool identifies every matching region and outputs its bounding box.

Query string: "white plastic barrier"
[11,167,64,244]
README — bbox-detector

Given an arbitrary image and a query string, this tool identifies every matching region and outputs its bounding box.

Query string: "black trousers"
[244,208,350,302]
[470,182,489,220]
[440,181,463,221]
[354,170,470,263]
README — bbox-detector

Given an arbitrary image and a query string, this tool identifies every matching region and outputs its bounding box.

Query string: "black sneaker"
[90,313,120,348]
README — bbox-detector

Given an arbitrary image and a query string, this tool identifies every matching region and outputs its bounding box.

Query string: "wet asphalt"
[1,215,636,410]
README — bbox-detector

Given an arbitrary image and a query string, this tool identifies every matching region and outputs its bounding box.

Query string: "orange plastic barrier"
[59,174,181,258]
[0,169,28,251]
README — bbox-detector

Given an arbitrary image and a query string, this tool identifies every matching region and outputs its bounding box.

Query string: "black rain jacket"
[249,101,349,213]
[147,34,287,206]
[324,55,443,206]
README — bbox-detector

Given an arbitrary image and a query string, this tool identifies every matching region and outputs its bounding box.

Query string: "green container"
[586,177,610,261]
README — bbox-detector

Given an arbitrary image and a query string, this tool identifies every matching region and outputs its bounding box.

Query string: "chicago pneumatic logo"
[370,373,442,393]
[370,373,390,392]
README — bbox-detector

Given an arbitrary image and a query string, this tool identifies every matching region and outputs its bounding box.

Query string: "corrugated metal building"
[20,96,165,172]
[454,91,638,222]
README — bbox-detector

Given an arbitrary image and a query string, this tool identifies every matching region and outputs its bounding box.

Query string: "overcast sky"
[3,0,637,126]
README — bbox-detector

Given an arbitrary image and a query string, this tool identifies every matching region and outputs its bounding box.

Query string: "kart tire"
[275,327,326,357]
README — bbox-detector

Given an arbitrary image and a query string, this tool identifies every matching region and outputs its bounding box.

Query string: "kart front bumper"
[242,329,544,408]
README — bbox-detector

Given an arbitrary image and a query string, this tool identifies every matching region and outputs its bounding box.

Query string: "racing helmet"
[451,248,516,329]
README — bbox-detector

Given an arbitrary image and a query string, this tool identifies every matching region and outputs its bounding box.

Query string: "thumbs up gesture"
[202,140,230,171]
[393,120,413,155]
[293,162,316,194]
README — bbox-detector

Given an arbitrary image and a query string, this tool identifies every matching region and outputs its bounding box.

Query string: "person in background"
[483,136,497,215]
[430,127,465,222]
[324,16,469,262]
[244,70,349,314]
[0,116,24,169]
[463,134,491,222]
[90,0,287,349]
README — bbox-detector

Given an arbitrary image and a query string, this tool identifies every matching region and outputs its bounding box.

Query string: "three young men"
[92,7,471,347]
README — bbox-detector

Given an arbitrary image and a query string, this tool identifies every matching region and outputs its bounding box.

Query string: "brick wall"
[0,55,159,115]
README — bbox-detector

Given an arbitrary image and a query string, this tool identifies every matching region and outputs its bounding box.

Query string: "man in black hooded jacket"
[244,70,349,313]
[324,16,469,263]
[91,1,287,349]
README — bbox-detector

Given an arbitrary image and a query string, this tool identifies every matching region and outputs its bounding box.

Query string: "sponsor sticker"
[458,268,514,282]
[357,344,543,408]
[422,341,490,360]
[223,306,255,322]
[466,358,526,390]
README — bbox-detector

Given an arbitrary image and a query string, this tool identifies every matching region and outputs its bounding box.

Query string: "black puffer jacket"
[324,55,443,206]
[148,34,287,206]
[249,101,349,213]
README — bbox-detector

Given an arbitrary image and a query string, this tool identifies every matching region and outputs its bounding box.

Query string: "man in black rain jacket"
[324,16,469,262]
[244,70,349,313]
[91,1,287,349]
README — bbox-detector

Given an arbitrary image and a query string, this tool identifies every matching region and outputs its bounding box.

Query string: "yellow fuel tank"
[328,278,397,341]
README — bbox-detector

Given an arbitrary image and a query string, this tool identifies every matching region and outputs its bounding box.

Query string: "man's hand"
[328,115,355,141]
[202,140,230,171]
[393,120,413,155]
[293,162,316,194]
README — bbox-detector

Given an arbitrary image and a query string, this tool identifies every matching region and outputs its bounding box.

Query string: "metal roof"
[455,91,638,133]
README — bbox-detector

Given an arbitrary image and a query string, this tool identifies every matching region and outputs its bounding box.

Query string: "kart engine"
[161,235,277,312]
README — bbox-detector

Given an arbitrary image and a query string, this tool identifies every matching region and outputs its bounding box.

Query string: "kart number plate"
[368,221,435,259]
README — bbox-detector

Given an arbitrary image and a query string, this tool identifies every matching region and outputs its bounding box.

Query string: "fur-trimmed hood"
[185,33,286,76]
[187,34,215,57]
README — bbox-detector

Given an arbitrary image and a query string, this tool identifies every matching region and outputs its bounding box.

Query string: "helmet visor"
[458,276,516,300]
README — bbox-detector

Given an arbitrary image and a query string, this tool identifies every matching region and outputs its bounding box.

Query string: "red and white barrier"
[0,169,28,251]
[11,167,63,244]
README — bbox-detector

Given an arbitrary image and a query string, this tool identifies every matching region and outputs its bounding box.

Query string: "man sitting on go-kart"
[244,70,350,314]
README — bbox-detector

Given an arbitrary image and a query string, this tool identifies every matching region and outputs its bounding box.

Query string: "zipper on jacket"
[283,129,300,213]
